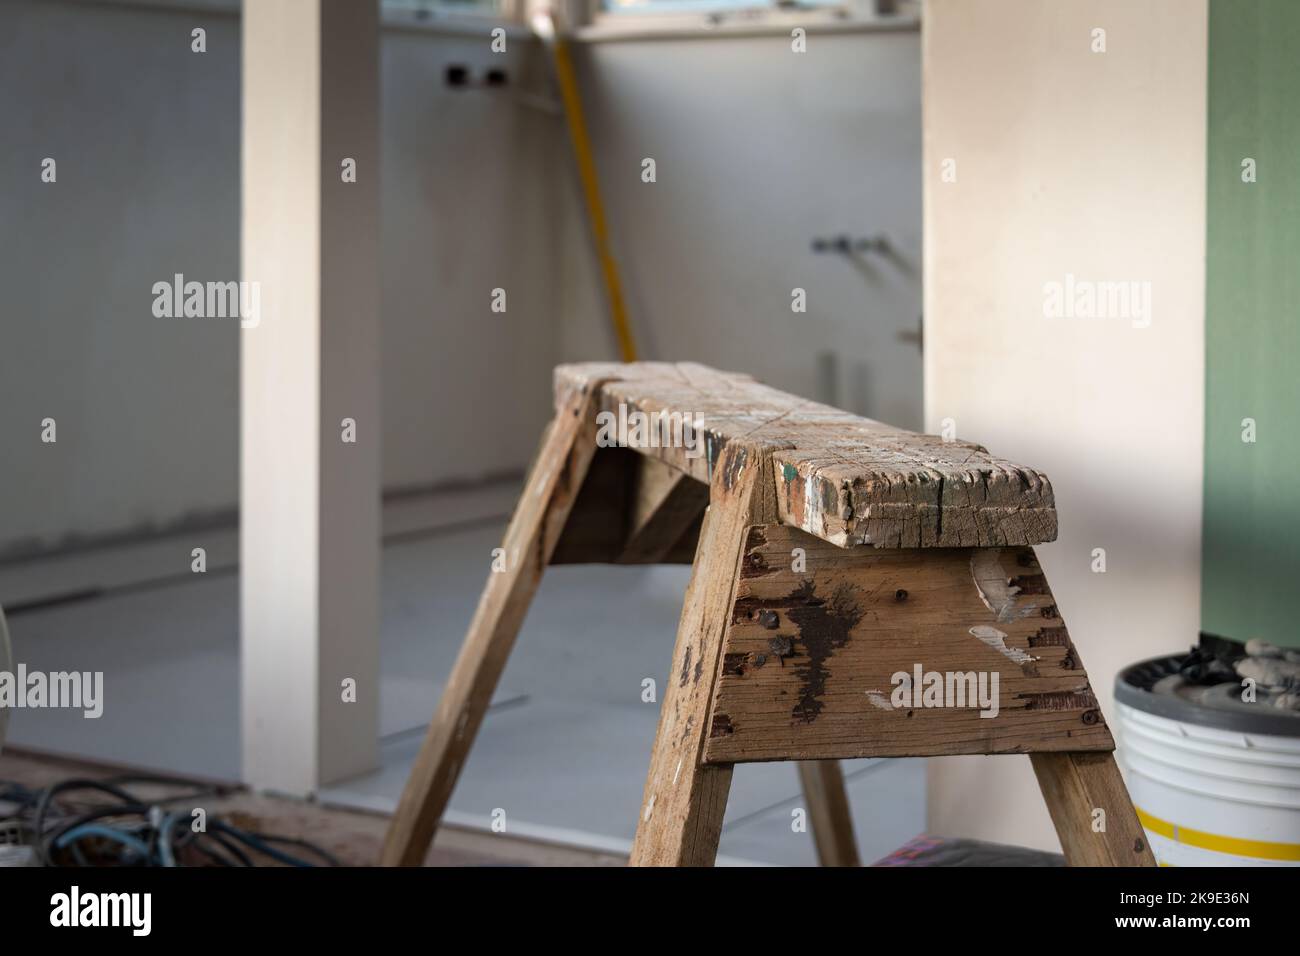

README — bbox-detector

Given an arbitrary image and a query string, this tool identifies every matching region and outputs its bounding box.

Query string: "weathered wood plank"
[1031,752,1157,867]
[618,456,709,564]
[555,362,1057,550]
[798,760,861,867]
[380,381,604,866]
[703,531,1112,763]
[629,442,777,866]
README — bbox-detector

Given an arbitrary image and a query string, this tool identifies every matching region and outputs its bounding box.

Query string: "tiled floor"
[1,483,925,865]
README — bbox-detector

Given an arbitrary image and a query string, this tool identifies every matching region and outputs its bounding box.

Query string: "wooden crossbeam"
[550,451,706,565]
[618,457,709,564]
[704,530,1112,763]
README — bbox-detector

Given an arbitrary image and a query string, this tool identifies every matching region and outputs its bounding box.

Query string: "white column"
[923,0,1206,849]
[241,0,380,794]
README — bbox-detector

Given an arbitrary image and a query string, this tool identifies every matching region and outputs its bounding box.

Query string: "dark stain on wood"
[732,574,832,624]
[1029,626,1070,647]
[741,550,769,577]
[739,529,775,579]
[767,635,793,663]
[720,444,748,493]
[786,580,864,723]
[722,653,748,677]
[820,479,838,518]
[1009,574,1049,595]
[536,508,548,573]
[934,474,944,541]
[704,431,726,478]
[1019,689,1098,712]
[710,714,735,738]
[679,646,692,688]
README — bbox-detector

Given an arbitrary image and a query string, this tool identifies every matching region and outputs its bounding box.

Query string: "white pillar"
[923,0,1206,849]
[241,0,380,794]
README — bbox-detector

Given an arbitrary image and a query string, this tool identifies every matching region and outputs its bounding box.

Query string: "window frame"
[578,0,918,41]
[382,0,525,28]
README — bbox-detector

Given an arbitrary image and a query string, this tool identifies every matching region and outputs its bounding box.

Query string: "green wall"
[1202,0,1300,647]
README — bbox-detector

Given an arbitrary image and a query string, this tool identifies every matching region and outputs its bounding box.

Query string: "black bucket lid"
[1116,654,1300,738]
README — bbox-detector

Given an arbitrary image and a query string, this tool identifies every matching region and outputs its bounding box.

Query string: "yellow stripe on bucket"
[1136,806,1300,861]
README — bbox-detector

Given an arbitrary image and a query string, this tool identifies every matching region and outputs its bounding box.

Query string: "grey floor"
[1,482,924,865]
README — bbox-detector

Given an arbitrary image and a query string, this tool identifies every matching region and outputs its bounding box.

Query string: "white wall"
[923,0,1206,851]
[0,0,241,554]
[0,1,562,556]
[380,28,562,492]
[3,3,924,556]
[561,27,924,428]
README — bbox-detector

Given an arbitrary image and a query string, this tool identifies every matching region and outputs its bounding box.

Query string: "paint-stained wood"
[380,381,605,866]
[703,529,1112,763]
[555,362,1057,549]
[629,442,776,866]
[798,760,861,867]
[1030,752,1156,867]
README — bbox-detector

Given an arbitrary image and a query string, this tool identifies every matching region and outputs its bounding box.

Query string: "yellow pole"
[544,17,638,362]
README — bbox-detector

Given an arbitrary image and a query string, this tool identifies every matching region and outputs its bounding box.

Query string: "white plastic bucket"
[1116,658,1300,867]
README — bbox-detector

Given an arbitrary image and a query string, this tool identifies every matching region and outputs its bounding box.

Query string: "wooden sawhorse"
[381,362,1155,867]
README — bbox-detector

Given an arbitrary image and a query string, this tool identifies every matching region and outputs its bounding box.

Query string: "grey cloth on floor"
[873,834,1065,867]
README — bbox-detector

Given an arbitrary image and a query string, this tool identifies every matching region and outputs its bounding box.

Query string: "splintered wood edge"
[777,460,1059,549]
[554,362,1059,550]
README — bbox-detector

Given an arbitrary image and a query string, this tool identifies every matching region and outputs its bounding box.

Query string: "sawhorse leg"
[1032,751,1155,866]
[384,418,870,868]
[630,443,772,866]
[799,760,860,867]
[380,387,600,865]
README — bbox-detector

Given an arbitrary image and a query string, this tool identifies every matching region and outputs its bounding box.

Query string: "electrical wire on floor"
[0,775,341,867]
